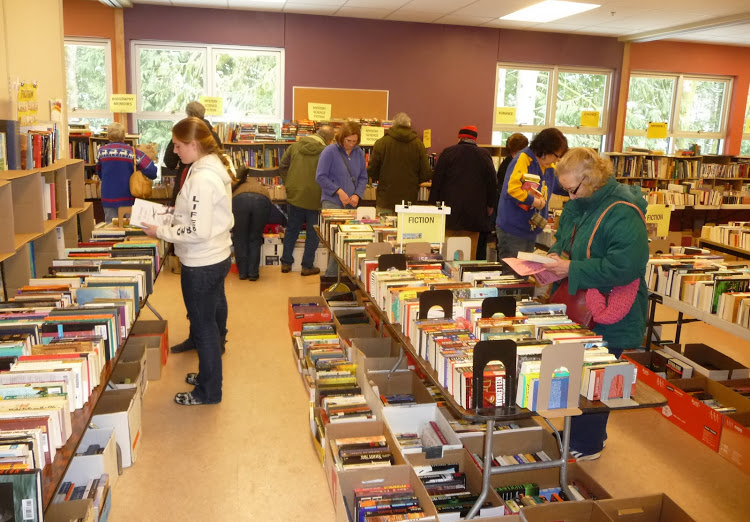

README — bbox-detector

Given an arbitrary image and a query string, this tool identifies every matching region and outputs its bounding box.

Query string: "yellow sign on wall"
[110,94,136,113]
[423,129,431,148]
[360,126,385,146]
[646,204,671,238]
[580,110,600,127]
[745,117,750,134]
[646,122,668,139]
[495,107,516,125]
[17,83,39,125]
[199,96,223,116]
[308,103,332,121]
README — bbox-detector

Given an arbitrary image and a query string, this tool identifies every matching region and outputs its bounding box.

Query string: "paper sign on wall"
[308,103,332,121]
[360,126,385,146]
[646,122,668,139]
[745,117,750,134]
[423,129,431,148]
[110,94,136,113]
[199,96,223,116]
[495,107,516,125]
[17,82,38,125]
[646,204,671,238]
[580,110,600,127]
[50,99,63,123]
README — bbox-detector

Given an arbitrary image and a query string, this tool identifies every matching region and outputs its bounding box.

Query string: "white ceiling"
[130,0,750,46]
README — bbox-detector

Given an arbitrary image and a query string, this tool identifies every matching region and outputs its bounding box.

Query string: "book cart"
[318,230,667,519]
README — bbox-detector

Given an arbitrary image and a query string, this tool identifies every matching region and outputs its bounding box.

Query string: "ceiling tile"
[334,6,394,19]
[344,0,411,8]
[452,0,531,19]
[283,2,340,15]
[385,10,444,23]
[483,19,538,29]
[228,0,288,8]
[170,0,228,6]
[135,0,173,5]
[397,0,475,13]
[436,14,497,27]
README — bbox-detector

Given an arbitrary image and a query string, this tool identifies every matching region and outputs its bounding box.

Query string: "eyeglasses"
[565,178,585,196]
[551,151,561,159]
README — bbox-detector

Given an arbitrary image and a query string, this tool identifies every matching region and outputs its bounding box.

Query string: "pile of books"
[53,473,110,518]
[353,484,426,520]
[331,434,393,469]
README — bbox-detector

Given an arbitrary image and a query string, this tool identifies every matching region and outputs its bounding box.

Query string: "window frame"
[64,37,114,122]
[492,63,613,149]
[131,40,285,127]
[624,72,732,154]
[742,90,750,156]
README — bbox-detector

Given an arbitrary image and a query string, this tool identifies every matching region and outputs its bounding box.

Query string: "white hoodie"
[157,153,234,267]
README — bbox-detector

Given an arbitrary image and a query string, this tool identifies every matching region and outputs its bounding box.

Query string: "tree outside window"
[65,38,113,133]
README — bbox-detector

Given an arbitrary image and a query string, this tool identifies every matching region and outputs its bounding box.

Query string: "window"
[64,38,113,132]
[624,73,731,155]
[133,41,284,163]
[742,91,750,156]
[493,64,612,151]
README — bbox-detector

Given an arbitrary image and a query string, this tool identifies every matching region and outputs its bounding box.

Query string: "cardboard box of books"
[719,410,750,475]
[324,419,406,502]
[138,335,162,381]
[461,425,561,471]
[129,319,169,366]
[337,323,379,347]
[622,350,670,387]
[350,337,408,378]
[261,243,280,265]
[490,462,610,507]
[332,464,438,522]
[364,370,436,413]
[45,499,95,522]
[406,448,506,519]
[109,360,144,403]
[63,427,119,490]
[663,343,750,380]
[91,388,142,467]
[382,403,462,455]
[660,377,750,452]
[288,296,331,335]
[439,406,541,438]
[520,500,609,522]
[596,493,696,522]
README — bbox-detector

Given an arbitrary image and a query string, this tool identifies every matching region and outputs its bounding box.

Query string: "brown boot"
[301,267,320,276]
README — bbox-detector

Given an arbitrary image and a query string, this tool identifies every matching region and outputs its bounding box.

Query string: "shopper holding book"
[495,128,568,261]
[232,168,272,281]
[142,117,234,406]
[545,147,649,460]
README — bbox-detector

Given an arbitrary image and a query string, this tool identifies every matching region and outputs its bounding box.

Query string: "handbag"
[550,200,647,329]
[129,146,153,199]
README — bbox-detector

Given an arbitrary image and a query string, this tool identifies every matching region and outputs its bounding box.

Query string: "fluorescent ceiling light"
[501,1,599,23]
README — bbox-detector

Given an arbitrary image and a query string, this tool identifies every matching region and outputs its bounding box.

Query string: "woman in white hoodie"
[143,117,234,405]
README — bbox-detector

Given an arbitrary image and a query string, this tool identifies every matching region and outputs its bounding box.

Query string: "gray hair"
[107,122,125,142]
[392,112,411,128]
[186,101,206,119]
[317,125,335,144]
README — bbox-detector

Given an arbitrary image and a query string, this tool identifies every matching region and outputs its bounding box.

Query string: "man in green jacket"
[280,125,334,276]
[367,112,432,212]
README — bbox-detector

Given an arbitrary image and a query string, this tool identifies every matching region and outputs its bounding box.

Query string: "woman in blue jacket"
[315,121,368,276]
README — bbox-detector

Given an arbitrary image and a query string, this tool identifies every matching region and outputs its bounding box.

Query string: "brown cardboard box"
[406,448,506,518]
[664,343,750,380]
[337,323,379,347]
[121,337,147,388]
[382,403,463,455]
[364,370,435,414]
[461,424,561,469]
[596,493,696,522]
[129,319,169,366]
[109,360,144,403]
[46,499,95,522]
[139,335,162,381]
[490,462,610,501]
[323,419,406,502]
[332,465,438,522]
[350,337,408,379]
[438,406,542,439]
[521,500,609,522]
[91,388,142,467]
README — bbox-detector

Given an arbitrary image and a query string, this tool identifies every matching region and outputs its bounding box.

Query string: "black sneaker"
[185,372,199,386]
[170,337,196,353]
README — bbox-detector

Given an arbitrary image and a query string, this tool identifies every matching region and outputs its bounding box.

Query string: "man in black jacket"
[428,126,497,260]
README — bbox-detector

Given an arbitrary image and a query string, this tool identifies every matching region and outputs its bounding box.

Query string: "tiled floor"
[107,267,750,521]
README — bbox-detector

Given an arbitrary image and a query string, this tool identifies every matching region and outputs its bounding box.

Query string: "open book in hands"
[503,252,563,286]
[131,198,174,228]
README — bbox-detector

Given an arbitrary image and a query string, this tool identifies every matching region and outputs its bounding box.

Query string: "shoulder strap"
[586,201,647,259]
[132,146,138,171]
[336,146,357,186]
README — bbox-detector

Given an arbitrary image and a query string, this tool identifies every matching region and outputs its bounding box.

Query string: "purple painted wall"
[123,5,624,153]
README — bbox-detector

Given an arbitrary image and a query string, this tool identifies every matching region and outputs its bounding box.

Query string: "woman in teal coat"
[546,147,650,460]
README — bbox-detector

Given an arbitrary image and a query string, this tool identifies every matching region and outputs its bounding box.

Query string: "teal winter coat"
[548,176,649,349]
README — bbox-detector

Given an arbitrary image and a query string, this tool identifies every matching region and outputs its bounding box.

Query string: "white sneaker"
[570,449,602,461]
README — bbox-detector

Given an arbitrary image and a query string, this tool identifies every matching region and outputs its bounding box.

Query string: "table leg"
[465,418,495,519]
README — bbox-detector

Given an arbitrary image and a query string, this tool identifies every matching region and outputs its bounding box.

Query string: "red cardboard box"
[288,296,332,336]
[719,411,750,475]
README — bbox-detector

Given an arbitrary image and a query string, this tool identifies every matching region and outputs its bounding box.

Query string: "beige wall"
[0,0,68,155]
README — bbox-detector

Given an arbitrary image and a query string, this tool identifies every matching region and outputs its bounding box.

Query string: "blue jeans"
[180,256,231,403]
[569,347,625,454]
[281,203,320,269]
[495,226,536,260]
[322,200,344,277]
[232,193,271,279]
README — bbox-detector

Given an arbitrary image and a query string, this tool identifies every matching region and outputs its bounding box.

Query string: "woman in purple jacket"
[315,121,368,276]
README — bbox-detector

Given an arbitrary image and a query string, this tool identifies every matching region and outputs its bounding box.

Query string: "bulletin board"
[292,87,389,121]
